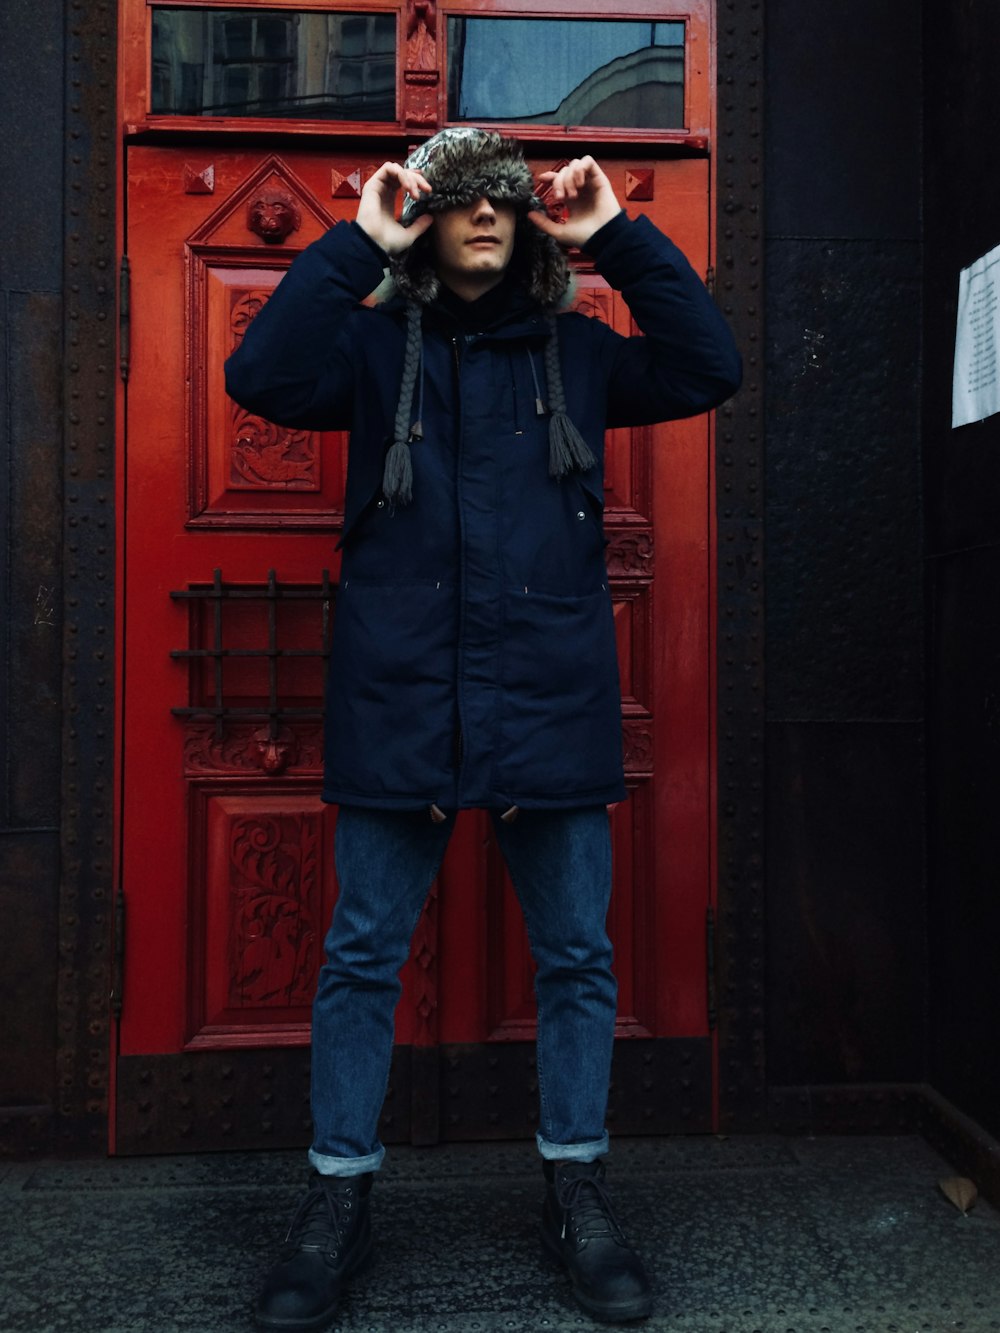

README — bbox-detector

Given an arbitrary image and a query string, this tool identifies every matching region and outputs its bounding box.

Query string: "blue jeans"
[309,805,617,1176]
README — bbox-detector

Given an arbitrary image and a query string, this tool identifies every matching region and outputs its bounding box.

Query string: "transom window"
[151,7,396,120]
[447,18,686,130]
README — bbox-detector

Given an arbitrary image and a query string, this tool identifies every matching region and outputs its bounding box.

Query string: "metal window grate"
[170,568,334,740]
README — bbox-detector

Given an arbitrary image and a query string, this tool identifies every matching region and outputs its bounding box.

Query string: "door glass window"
[151,8,396,120]
[446,18,685,129]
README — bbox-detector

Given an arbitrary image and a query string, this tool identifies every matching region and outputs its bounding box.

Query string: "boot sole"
[540,1224,652,1324]
[254,1240,373,1332]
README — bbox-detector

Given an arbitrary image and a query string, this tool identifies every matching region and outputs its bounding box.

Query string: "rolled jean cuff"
[536,1130,609,1162]
[308,1145,385,1176]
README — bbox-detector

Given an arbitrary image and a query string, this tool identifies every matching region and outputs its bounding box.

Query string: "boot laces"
[556,1171,626,1244]
[284,1177,357,1256]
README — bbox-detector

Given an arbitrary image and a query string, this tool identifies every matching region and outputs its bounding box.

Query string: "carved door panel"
[115,145,715,1151]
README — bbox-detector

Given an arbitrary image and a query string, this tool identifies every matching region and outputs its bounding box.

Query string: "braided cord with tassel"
[383,301,423,505]
[544,316,596,479]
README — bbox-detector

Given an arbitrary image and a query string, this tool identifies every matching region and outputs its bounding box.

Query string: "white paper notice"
[953,242,1000,428]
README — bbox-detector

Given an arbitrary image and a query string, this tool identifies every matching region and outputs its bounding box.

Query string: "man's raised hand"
[356,162,434,256]
[528,156,622,250]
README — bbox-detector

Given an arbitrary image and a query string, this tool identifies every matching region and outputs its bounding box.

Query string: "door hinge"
[111,885,126,1020]
[705,265,716,297]
[706,904,717,1031]
[119,255,131,383]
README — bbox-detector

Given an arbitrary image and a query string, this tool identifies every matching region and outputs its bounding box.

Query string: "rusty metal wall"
[57,0,119,1154]
[714,0,767,1131]
[0,0,117,1156]
[0,0,67,1152]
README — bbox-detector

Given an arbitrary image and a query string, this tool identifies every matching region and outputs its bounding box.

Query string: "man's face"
[429,196,517,295]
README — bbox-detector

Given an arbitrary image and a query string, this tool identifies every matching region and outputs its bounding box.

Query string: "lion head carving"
[247,191,301,244]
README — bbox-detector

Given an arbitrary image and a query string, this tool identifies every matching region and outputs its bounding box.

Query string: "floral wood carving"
[247,190,301,244]
[228,290,320,491]
[403,0,438,126]
[406,0,436,68]
[228,813,321,1007]
[622,718,654,775]
[231,409,319,491]
[184,723,323,775]
[230,289,268,349]
[403,82,437,127]
[606,529,654,579]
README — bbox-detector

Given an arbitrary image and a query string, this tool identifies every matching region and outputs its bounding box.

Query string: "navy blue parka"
[225,212,741,811]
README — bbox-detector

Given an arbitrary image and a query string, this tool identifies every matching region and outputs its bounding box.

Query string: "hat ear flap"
[512,220,570,310]
[532,230,571,309]
[390,235,440,305]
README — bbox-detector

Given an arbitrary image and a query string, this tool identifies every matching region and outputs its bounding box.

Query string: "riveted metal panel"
[116,1049,413,1156]
[114,1040,711,1153]
[715,0,766,1131]
[769,1083,924,1137]
[0,0,67,1154]
[56,0,119,1153]
[439,1040,712,1141]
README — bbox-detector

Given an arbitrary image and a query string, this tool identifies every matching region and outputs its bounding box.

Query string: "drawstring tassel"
[382,438,413,506]
[543,318,596,479]
[383,301,424,506]
[549,409,596,479]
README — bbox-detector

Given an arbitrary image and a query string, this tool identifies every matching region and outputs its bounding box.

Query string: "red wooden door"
[114,0,718,1153]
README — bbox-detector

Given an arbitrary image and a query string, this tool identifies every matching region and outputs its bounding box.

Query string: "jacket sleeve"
[585,212,742,427]
[224,221,388,431]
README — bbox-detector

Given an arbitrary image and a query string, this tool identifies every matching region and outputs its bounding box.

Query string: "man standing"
[226,128,740,1330]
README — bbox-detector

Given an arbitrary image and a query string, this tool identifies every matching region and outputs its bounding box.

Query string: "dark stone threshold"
[770,1081,1000,1207]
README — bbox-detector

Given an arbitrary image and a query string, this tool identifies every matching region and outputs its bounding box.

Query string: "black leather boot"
[255,1171,373,1331]
[541,1160,652,1323]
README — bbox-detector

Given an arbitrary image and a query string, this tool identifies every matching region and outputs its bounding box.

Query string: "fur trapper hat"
[390,127,569,309]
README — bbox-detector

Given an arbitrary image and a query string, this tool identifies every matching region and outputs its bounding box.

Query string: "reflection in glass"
[151,8,396,120]
[447,18,685,129]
